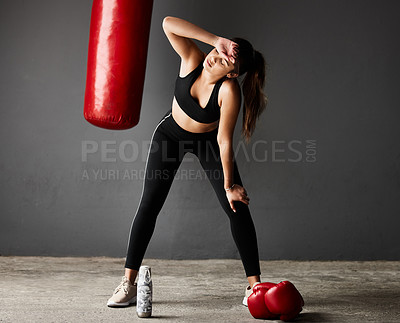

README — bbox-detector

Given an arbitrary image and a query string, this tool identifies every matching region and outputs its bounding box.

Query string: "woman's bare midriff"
[171,97,219,133]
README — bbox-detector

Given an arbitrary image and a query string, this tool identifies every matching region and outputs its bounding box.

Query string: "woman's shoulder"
[219,77,241,108]
[220,77,241,97]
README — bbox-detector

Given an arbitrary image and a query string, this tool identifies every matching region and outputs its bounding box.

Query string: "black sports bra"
[174,60,226,123]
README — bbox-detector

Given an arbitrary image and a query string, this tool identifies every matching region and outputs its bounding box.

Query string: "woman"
[107,16,268,308]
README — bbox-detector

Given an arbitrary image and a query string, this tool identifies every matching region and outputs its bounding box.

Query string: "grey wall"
[1,0,399,261]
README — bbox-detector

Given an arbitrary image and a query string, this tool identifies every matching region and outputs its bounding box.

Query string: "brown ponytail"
[230,38,268,144]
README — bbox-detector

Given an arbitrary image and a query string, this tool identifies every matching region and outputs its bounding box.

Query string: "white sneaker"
[242,282,261,306]
[107,276,137,307]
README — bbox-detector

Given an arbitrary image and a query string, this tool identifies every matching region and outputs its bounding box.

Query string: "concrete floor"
[0,257,399,322]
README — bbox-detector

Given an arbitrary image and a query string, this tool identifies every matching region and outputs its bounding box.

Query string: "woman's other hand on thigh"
[226,184,249,212]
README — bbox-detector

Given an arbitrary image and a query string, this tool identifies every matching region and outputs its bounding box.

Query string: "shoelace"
[114,277,130,295]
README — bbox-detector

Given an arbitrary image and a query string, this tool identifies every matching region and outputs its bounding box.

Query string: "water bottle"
[136,266,152,318]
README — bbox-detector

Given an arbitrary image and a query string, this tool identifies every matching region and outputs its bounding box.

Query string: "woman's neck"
[199,65,226,86]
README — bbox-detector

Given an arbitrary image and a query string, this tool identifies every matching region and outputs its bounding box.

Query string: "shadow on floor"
[296,312,337,322]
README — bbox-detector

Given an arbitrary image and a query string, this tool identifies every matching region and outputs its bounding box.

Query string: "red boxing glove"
[264,281,305,321]
[247,282,279,320]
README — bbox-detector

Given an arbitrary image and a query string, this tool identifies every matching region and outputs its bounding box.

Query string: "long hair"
[230,37,268,144]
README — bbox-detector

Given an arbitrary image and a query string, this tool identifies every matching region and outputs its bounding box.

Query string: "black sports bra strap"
[179,61,203,79]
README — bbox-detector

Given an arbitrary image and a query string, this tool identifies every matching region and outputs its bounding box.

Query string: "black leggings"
[124,110,261,277]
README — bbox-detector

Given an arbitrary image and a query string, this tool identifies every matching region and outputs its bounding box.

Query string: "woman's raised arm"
[162,16,218,60]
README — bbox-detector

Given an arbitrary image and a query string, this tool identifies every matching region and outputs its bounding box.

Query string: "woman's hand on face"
[226,184,249,213]
[214,37,239,64]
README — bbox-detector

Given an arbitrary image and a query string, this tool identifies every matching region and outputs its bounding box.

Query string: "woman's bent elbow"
[162,16,172,30]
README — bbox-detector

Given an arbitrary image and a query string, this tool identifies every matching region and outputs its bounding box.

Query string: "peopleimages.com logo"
[81,139,317,163]
[80,139,317,181]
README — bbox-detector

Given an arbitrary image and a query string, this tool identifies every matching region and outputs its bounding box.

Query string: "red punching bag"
[84,0,154,130]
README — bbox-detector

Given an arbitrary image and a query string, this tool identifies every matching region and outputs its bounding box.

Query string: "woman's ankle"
[124,268,138,284]
[247,275,261,288]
